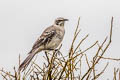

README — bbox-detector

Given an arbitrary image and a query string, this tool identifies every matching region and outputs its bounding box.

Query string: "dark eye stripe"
[58,20,63,21]
[56,20,61,25]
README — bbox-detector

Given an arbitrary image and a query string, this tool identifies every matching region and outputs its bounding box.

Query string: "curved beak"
[64,19,69,21]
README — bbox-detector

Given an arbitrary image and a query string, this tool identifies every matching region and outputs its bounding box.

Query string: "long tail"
[19,52,36,72]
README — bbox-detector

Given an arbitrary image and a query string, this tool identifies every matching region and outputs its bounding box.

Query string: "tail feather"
[19,53,36,71]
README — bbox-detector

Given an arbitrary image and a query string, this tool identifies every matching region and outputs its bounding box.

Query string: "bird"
[19,17,68,71]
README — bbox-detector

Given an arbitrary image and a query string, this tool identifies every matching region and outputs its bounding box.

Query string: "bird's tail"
[18,52,36,72]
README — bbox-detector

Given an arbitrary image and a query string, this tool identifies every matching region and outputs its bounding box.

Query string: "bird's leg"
[45,48,61,68]
[54,49,61,56]
[46,48,61,55]
[45,51,50,67]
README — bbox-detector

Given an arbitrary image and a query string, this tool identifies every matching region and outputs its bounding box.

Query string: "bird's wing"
[32,26,56,50]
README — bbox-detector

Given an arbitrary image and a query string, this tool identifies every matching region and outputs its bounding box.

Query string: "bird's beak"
[64,19,69,21]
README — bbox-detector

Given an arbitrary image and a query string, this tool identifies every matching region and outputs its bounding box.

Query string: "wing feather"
[32,26,56,50]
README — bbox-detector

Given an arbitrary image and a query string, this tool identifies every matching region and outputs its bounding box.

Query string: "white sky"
[0,0,120,79]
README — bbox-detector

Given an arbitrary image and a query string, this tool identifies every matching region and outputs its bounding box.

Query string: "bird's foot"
[54,49,61,55]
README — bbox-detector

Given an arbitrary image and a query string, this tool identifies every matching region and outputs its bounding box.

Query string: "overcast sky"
[0,0,120,79]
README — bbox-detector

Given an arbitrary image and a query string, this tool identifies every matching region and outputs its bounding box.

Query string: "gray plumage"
[19,17,68,71]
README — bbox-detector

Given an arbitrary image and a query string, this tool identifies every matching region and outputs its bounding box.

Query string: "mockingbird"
[19,17,68,71]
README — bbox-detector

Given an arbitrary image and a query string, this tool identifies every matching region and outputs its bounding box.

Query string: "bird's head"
[54,17,68,27]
